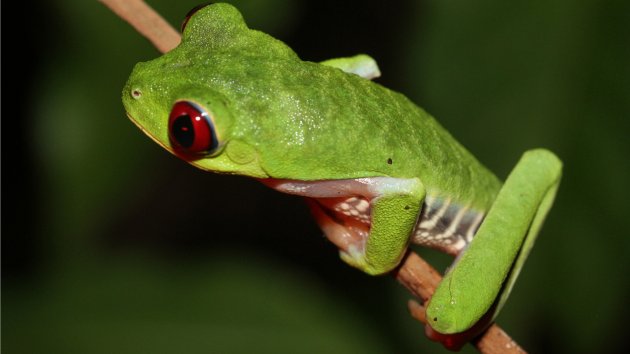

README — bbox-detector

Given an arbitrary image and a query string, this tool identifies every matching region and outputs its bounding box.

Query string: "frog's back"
[211,57,500,211]
[281,63,502,252]
[173,11,501,212]
[170,5,500,212]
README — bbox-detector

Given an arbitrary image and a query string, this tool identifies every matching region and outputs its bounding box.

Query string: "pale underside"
[261,177,485,257]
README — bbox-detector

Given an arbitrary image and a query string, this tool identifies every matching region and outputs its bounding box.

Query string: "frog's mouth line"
[126,112,174,154]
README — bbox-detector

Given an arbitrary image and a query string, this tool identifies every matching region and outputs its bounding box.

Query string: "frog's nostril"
[131,89,142,99]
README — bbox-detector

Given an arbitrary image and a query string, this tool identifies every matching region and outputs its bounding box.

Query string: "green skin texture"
[123,3,562,339]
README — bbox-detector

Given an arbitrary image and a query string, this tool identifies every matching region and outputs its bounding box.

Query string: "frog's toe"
[339,245,368,269]
[340,246,390,275]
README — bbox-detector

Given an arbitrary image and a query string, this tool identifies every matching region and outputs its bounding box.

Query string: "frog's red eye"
[181,3,213,32]
[168,100,218,155]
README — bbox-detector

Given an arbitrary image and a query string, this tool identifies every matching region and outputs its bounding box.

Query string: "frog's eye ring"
[181,2,214,33]
[168,100,219,156]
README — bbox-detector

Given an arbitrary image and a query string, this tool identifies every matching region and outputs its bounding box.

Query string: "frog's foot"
[424,304,496,352]
[305,198,371,269]
[261,178,374,268]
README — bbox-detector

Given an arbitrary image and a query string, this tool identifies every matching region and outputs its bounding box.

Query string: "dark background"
[4,0,629,353]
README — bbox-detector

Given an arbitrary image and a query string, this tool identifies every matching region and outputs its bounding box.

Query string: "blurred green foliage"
[4,0,629,353]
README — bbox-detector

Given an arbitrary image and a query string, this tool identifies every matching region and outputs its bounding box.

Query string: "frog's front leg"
[262,177,425,275]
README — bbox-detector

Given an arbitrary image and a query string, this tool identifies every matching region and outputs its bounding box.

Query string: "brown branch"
[101,1,527,353]
[100,0,180,53]
[396,252,526,353]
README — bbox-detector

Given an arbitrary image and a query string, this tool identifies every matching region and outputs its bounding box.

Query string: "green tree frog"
[122,3,562,350]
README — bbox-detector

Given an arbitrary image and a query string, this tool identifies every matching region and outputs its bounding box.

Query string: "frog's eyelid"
[181,2,214,33]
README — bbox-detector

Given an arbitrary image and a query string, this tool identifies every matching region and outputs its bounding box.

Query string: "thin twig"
[100,0,180,53]
[397,252,526,353]
[100,1,527,352]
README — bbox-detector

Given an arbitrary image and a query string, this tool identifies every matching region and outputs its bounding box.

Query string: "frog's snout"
[124,61,153,101]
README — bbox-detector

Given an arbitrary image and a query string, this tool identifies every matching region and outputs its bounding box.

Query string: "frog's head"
[123,3,296,178]
[123,79,266,175]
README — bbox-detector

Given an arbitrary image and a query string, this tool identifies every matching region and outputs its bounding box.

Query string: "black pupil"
[172,114,194,148]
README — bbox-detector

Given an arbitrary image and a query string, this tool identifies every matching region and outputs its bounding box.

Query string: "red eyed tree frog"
[122,3,562,350]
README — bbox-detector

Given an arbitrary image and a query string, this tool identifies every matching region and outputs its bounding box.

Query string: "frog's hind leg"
[426,149,562,343]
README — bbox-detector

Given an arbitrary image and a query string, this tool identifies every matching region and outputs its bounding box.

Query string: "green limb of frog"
[348,178,425,275]
[263,177,425,275]
[320,54,381,80]
[426,149,562,338]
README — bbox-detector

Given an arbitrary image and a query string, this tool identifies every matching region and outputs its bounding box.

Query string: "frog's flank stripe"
[465,213,484,242]
[422,194,436,218]
[412,196,485,254]
[419,197,451,230]
[436,207,468,240]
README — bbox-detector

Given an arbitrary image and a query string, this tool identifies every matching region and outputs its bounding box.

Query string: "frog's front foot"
[260,177,424,275]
